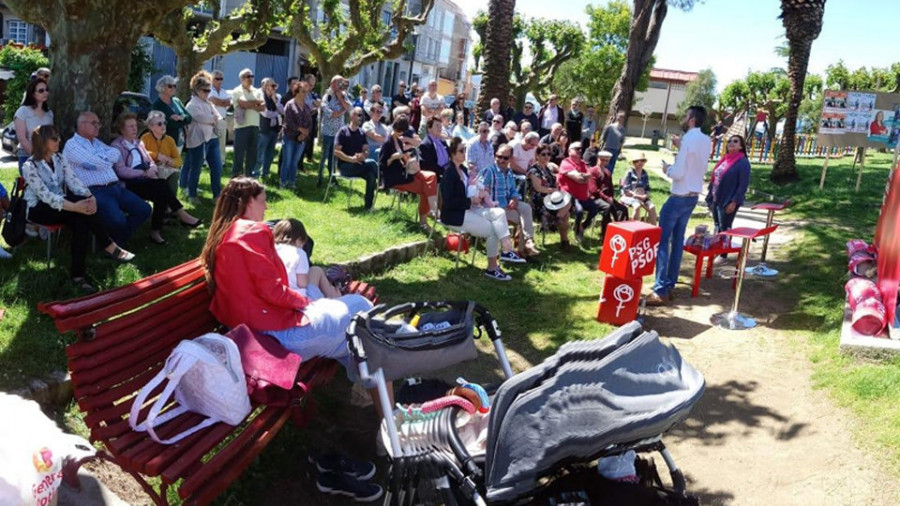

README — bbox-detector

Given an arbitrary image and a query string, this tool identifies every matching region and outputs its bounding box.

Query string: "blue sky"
[454,0,900,91]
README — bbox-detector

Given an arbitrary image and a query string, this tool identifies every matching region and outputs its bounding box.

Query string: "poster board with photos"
[816,90,900,149]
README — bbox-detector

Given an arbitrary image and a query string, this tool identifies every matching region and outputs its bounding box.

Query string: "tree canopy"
[676,68,716,124]
[825,60,900,92]
[554,1,641,115]
[473,11,584,107]
[155,0,281,98]
[289,0,435,83]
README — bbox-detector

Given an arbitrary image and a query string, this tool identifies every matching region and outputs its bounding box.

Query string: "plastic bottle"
[397,323,418,334]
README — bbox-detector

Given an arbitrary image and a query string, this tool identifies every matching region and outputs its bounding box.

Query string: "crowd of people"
[0,60,758,500]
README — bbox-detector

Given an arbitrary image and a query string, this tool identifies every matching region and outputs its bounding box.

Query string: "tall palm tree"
[771,0,827,183]
[477,0,515,119]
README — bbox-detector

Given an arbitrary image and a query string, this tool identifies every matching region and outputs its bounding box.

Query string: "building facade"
[629,68,699,138]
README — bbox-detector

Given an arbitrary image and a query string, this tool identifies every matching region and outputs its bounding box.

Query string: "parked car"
[113,91,152,123]
[1,122,16,154]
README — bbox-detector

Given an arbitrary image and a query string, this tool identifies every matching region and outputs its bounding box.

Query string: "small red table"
[746,201,790,277]
[711,225,778,330]
[683,242,743,297]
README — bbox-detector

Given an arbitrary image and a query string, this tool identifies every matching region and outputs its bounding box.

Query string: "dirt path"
[642,220,899,505]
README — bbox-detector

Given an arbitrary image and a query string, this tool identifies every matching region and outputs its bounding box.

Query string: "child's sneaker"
[316,471,383,502]
[484,268,512,281]
[499,251,526,263]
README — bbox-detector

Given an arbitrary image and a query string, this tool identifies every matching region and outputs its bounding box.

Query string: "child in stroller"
[346,302,705,505]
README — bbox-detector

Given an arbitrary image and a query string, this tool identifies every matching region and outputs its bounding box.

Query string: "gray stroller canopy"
[484,322,705,503]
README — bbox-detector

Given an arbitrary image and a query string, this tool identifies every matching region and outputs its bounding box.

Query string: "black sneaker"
[484,268,512,281]
[309,452,376,481]
[316,471,383,502]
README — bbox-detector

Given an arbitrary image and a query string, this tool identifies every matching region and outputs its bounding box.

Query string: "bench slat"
[177,406,291,501]
[66,282,212,359]
[39,260,205,334]
[69,302,215,371]
[72,316,216,393]
[118,412,208,472]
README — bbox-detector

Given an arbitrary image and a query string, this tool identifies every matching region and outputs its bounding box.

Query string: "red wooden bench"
[37,258,376,505]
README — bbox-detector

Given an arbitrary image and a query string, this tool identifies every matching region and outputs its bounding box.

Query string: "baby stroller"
[346,301,705,505]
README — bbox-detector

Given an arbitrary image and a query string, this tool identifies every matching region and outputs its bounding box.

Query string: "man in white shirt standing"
[208,70,232,166]
[647,105,712,306]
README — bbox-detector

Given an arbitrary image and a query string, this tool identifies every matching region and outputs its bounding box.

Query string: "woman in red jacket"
[200,177,373,372]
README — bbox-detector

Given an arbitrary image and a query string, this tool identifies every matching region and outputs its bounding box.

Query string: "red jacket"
[209,219,310,332]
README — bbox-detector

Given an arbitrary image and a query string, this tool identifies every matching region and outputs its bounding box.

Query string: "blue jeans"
[232,126,259,177]
[607,148,621,175]
[280,138,305,186]
[653,195,698,296]
[265,295,373,379]
[89,183,152,245]
[254,129,279,179]
[338,160,378,209]
[318,134,336,183]
[184,138,223,198]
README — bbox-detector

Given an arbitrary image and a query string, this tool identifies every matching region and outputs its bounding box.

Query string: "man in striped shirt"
[480,144,539,257]
[63,112,150,245]
[466,122,494,173]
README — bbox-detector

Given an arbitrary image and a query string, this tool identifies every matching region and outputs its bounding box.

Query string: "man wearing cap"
[647,105,712,306]
[620,153,657,225]
[480,144,540,257]
[587,151,628,236]
[231,68,265,178]
[557,141,600,243]
[538,94,564,138]
[514,102,540,132]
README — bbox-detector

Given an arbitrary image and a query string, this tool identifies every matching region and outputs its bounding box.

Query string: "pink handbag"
[225,324,307,407]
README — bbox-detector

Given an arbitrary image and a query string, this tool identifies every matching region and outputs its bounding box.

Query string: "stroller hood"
[484,324,705,503]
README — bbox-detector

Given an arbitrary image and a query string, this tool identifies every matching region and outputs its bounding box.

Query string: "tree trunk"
[605,0,667,129]
[771,41,812,182]
[174,50,206,101]
[48,21,140,142]
[477,0,515,119]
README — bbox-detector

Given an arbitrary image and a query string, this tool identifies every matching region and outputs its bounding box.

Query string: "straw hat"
[631,153,648,163]
[597,150,613,159]
[544,191,572,211]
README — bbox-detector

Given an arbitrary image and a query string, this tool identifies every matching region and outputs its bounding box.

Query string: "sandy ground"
[641,218,899,506]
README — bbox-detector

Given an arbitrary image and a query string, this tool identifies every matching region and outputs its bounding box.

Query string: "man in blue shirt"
[480,144,540,257]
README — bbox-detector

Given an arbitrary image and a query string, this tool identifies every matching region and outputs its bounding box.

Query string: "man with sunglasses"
[209,70,232,165]
[466,122,494,173]
[488,115,507,152]
[479,144,539,257]
[231,68,265,178]
[558,141,600,243]
[392,81,410,108]
[513,102,539,132]
[334,107,378,210]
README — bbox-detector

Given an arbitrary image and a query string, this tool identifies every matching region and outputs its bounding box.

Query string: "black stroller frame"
[346,302,704,506]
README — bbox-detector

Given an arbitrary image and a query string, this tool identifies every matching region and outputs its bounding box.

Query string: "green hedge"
[0,45,49,124]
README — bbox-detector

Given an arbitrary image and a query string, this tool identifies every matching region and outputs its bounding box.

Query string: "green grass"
[0,148,425,388]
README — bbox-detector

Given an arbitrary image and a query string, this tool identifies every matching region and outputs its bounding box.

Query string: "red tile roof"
[649,68,699,83]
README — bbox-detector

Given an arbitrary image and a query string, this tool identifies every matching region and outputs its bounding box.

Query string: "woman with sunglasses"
[440,136,526,281]
[184,70,225,200]
[549,131,569,166]
[141,110,182,195]
[23,125,135,293]
[14,78,54,172]
[527,145,573,250]
[706,134,751,262]
[112,111,202,245]
[253,77,284,181]
[152,75,192,150]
